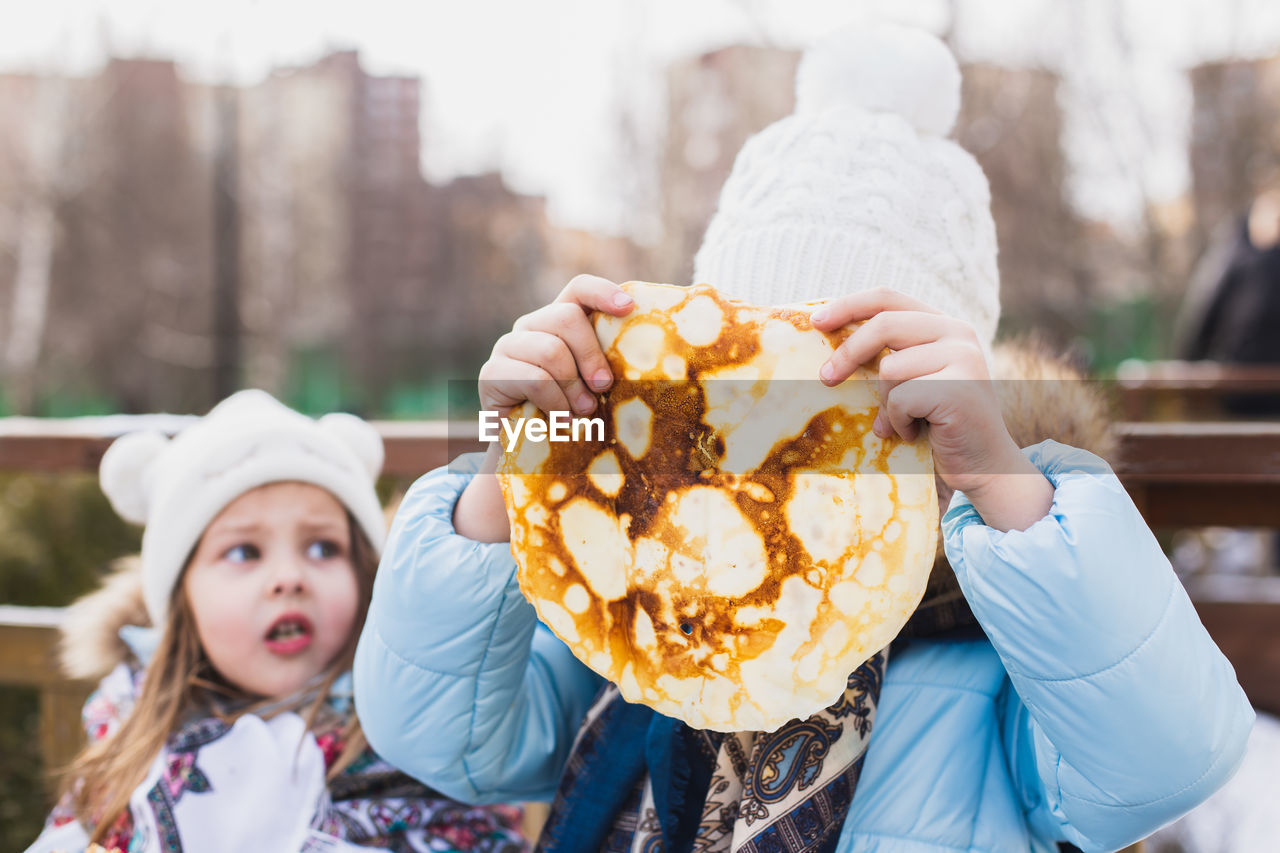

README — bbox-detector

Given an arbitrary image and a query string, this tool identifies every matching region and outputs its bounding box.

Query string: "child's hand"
[810,288,1053,531]
[478,274,635,418]
[457,275,635,543]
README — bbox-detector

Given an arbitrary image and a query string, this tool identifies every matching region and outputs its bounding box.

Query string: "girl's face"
[183,482,359,699]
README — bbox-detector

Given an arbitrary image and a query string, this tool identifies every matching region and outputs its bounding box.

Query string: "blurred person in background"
[1173,177,1280,586]
[1178,176,1280,415]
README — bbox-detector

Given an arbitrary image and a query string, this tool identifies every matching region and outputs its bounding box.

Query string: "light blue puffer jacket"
[354,442,1253,852]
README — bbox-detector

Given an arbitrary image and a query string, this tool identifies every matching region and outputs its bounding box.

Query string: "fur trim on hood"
[60,555,150,680]
[911,338,1115,629]
[60,342,1115,679]
[992,338,1115,462]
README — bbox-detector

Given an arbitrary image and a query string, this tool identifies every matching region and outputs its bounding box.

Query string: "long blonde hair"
[63,516,379,844]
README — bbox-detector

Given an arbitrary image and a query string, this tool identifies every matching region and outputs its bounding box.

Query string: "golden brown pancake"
[498,282,937,731]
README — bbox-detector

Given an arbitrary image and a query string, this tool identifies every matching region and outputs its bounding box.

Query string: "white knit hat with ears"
[99,389,386,626]
[692,22,1001,348]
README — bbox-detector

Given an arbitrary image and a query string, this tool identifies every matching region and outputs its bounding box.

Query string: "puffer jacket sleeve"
[353,453,604,804]
[944,440,1254,853]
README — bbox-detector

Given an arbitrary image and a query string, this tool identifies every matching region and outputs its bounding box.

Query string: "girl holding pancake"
[356,24,1252,852]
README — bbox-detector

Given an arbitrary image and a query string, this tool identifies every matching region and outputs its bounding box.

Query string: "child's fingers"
[821,311,959,386]
[881,381,929,442]
[494,330,576,380]
[479,358,574,418]
[809,287,942,331]
[876,340,973,407]
[877,341,960,384]
[494,330,597,415]
[876,372,948,442]
[514,301,617,393]
[877,361,996,439]
[555,274,636,316]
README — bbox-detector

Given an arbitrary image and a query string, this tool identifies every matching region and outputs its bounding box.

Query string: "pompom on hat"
[99,390,386,625]
[693,22,1001,348]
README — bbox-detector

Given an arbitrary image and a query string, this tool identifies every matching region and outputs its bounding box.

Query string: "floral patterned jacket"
[30,662,527,853]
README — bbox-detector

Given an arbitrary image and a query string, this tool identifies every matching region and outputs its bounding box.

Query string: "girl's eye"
[225,543,260,563]
[307,540,342,561]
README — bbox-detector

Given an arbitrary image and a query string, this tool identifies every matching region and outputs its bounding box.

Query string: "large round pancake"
[497,282,937,732]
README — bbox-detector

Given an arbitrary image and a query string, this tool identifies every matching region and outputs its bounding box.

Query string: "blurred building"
[955,65,1093,340]
[421,172,550,374]
[654,45,798,286]
[5,38,1207,416]
[0,60,216,414]
[0,51,587,416]
[1188,56,1280,250]
[237,50,436,409]
[541,224,647,302]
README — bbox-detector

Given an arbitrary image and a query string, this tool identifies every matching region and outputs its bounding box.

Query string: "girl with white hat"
[27,390,526,853]
[356,24,1252,852]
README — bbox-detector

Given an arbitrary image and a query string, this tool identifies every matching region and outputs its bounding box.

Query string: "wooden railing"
[1116,359,1280,421]
[0,605,94,772]
[1117,421,1280,526]
[7,417,1279,526]
[2,416,1279,811]
[0,418,475,478]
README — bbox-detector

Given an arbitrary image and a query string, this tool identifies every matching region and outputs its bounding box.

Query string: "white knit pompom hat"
[693,22,1001,348]
[99,389,387,625]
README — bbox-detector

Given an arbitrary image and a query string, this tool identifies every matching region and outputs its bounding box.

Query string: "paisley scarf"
[535,559,979,853]
[536,652,886,853]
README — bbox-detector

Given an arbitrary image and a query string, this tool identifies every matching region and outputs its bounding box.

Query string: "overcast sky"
[3,0,1280,237]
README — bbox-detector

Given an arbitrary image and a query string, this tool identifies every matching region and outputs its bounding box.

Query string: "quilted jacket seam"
[1013,579,1175,685]
[1059,733,1239,810]
[368,621,467,678]
[461,579,513,793]
[845,831,993,851]
[886,681,1002,699]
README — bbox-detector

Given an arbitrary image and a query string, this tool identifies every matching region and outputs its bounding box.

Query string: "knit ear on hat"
[795,22,961,137]
[319,412,384,480]
[99,430,170,524]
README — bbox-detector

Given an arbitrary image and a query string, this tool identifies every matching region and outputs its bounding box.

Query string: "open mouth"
[264,613,314,655]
